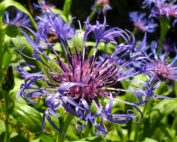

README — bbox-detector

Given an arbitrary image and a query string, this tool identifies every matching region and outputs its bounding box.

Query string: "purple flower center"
[96,0,110,6]
[134,22,146,31]
[151,60,175,79]
[51,55,117,100]
[154,61,169,76]
[157,2,177,17]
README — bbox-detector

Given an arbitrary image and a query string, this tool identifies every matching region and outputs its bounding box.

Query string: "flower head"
[18,11,153,134]
[143,0,177,25]
[142,0,157,7]
[143,41,177,81]
[129,11,157,33]
[94,0,112,14]
[152,1,177,17]
[3,9,30,27]
[162,39,176,52]
[33,0,55,12]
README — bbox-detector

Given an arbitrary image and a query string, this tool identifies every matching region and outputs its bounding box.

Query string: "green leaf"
[0,132,5,142]
[175,82,177,97]
[5,25,19,37]
[63,0,72,20]
[0,119,5,135]
[0,25,5,69]
[154,81,172,96]
[154,99,177,114]
[160,17,170,46]
[106,129,121,141]
[11,36,40,67]
[78,136,103,142]
[143,138,158,142]
[11,134,28,142]
[52,8,67,22]
[1,35,12,68]
[12,103,42,132]
[39,134,55,142]
[172,117,177,130]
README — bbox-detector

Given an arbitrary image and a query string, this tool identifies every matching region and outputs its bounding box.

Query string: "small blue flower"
[37,11,76,44]
[93,0,112,14]
[3,9,30,27]
[143,0,177,26]
[142,0,156,7]
[129,11,157,33]
[162,39,177,52]
[17,11,154,134]
[143,41,177,81]
[33,0,55,12]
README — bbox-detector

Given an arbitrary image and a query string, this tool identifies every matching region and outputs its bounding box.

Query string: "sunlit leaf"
[12,103,42,132]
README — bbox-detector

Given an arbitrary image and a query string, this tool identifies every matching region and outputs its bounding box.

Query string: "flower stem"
[134,99,153,141]
[89,10,97,21]
[63,0,72,21]
[57,113,74,142]
[133,28,138,35]
[159,16,170,49]
[0,25,5,70]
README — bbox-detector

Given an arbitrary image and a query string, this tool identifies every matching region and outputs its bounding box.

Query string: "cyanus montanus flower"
[94,0,111,14]
[143,0,177,26]
[3,9,30,27]
[17,11,154,134]
[142,41,177,81]
[129,11,157,33]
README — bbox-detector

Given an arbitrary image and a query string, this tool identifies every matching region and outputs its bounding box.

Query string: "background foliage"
[0,0,177,142]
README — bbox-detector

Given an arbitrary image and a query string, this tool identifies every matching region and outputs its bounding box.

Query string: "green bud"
[2,65,15,91]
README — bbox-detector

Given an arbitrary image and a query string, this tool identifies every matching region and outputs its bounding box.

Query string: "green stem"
[57,113,74,142]
[117,125,127,142]
[63,0,72,21]
[132,28,138,36]
[134,99,153,141]
[89,8,97,21]
[159,16,170,49]
[134,123,140,141]
[3,91,10,142]
[0,24,5,70]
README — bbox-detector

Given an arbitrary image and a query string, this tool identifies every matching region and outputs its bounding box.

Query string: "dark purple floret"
[17,11,154,134]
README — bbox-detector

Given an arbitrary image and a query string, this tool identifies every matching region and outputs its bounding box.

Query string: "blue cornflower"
[17,11,153,134]
[37,11,75,44]
[143,0,177,25]
[143,41,177,81]
[3,9,30,27]
[33,0,55,12]
[129,11,157,33]
[162,39,177,52]
[93,0,112,14]
[142,0,156,7]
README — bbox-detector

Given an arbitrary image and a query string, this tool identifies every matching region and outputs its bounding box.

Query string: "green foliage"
[0,0,176,142]
[13,103,42,132]
[160,17,170,47]
[63,0,72,20]
[5,25,19,37]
